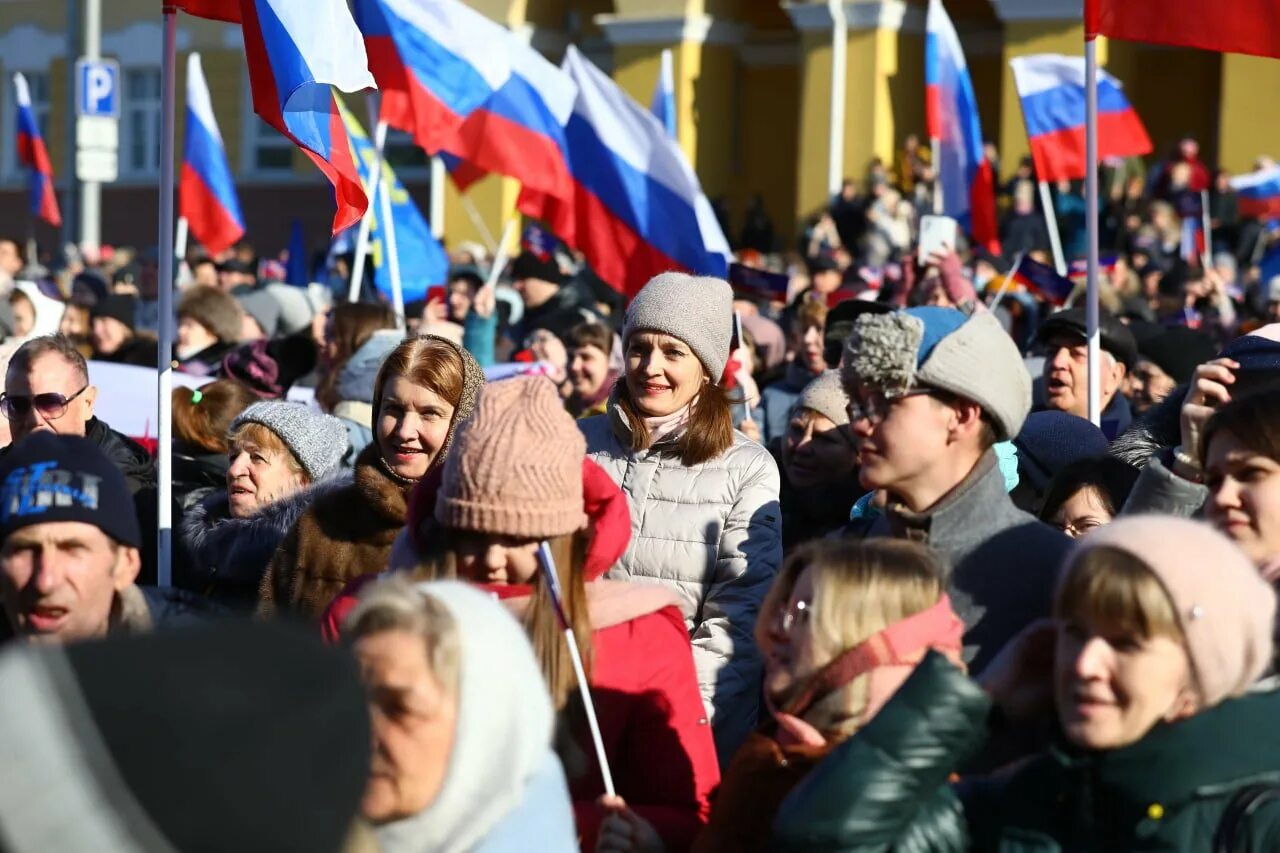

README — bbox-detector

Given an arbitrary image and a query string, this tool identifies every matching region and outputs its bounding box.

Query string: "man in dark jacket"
[1035,307,1137,440]
[2,335,160,582]
[509,249,600,349]
[842,306,1070,673]
[0,432,203,645]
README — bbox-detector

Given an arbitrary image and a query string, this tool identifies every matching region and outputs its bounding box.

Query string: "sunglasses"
[0,385,89,420]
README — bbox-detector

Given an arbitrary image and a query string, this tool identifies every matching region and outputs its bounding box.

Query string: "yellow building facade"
[0,0,1269,255]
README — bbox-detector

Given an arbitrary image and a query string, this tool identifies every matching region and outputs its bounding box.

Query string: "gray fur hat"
[623,272,733,381]
[842,306,1031,441]
[177,285,243,344]
[795,370,850,427]
[231,401,348,480]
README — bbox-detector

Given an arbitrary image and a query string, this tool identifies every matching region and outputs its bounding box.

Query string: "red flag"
[1086,0,1280,59]
[172,0,240,23]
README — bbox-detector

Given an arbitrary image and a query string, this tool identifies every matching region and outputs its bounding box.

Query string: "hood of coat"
[183,473,351,582]
[13,281,65,340]
[375,582,556,853]
[336,330,402,406]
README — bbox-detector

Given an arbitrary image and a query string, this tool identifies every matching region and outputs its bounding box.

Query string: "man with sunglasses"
[840,306,1069,674]
[2,335,158,582]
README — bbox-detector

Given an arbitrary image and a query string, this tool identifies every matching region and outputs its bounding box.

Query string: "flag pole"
[1200,188,1213,268]
[988,251,1024,313]
[374,120,406,330]
[930,138,944,214]
[347,104,386,303]
[174,216,188,264]
[1084,35,1101,427]
[157,4,178,587]
[429,155,446,240]
[1037,180,1069,275]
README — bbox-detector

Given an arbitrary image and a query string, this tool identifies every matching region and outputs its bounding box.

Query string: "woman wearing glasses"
[580,272,783,766]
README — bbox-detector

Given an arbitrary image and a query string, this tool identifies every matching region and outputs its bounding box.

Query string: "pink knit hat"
[1066,516,1276,707]
[434,376,587,539]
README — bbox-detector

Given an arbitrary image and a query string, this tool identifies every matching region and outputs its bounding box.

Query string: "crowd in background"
[2,132,1280,852]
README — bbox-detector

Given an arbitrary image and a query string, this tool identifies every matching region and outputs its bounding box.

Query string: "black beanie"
[1138,326,1217,384]
[510,250,563,285]
[0,433,141,548]
[0,621,371,852]
[92,294,138,332]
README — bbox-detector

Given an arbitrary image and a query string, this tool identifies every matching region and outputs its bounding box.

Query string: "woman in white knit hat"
[579,271,783,766]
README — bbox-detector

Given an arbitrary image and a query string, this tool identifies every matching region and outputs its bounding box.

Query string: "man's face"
[848,384,956,497]
[1042,334,1123,418]
[512,276,558,310]
[0,240,22,278]
[0,521,139,644]
[5,352,96,442]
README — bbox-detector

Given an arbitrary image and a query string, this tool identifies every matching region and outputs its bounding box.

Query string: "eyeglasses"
[845,387,936,425]
[0,385,89,421]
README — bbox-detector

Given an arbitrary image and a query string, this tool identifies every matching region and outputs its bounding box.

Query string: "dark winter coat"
[87,416,160,586]
[95,334,160,368]
[866,451,1070,674]
[511,282,600,349]
[182,476,348,612]
[770,440,862,551]
[174,340,236,377]
[258,444,411,619]
[172,443,228,512]
[773,652,1280,852]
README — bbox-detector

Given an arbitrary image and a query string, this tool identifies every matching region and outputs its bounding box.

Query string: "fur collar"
[1109,386,1184,469]
[183,473,352,575]
[354,443,413,522]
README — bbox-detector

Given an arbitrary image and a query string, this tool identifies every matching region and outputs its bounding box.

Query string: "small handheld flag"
[1231,166,1280,221]
[728,262,789,302]
[537,541,616,797]
[1013,255,1075,305]
[14,73,61,229]
[180,53,245,256]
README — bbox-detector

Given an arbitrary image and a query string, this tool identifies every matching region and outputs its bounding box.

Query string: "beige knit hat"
[434,376,587,538]
[795,370,850,427]
[1066,516,1276,707]
[623,272,734,381]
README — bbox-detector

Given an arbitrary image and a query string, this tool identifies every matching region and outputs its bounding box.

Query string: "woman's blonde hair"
[757,539,946,735]
[405,530,592,711]
[228,421,308,483]
[1054,545,1184,644]
[344,574,462,697]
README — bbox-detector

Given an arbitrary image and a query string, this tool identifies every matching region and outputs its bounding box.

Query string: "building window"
[6,71,50,181]
[123,67,161,176]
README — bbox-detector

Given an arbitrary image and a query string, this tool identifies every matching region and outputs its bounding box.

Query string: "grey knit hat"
[623,272,734,381]
[230,401,348,480]
[794,370,850,427]
[842,306,1031,440]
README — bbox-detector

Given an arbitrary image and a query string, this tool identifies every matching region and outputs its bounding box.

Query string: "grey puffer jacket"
[181,475,350,612]
[580,406,783,764]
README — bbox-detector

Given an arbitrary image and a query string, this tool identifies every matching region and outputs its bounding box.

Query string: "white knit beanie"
[623,272,734,381]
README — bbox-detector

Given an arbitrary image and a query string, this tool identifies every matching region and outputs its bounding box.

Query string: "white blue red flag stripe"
[13,73,60,229]
[355,0,577,242]
[1013,254,1074,305]
[237,0,375,234]
[925,0,998,252]
[174,0,240,22]
[180,53,245,256]
[523,46,730,298]
[1010,55,1152,184]
[1231,166,1280,221]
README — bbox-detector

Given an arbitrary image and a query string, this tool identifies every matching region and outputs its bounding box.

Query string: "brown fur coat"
[258,444,412,619]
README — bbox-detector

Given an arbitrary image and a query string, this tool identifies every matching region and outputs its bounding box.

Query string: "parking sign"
[76,58,120,118]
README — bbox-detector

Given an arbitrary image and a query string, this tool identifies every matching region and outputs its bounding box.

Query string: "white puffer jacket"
[580,407,783,762]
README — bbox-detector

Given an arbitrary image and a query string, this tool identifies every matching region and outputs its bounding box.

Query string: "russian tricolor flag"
[925,0,998,253]
[524,46,729,299]
[1010,55,1152,184]
[1086,0,1280,61]
[354,0,577,242]
[13,73,60,229]
[1230,165,1280,221]
[180,53,245,256]
[1014,254,1075,305]
[199,0,376,234]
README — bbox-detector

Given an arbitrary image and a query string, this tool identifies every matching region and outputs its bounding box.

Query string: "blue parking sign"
[76,58,120,118]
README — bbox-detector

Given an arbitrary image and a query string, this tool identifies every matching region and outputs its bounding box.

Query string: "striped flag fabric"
[1013,254,1075,305]
[1086,0,1280,60]
[1010,55,1152,184]
[651,49,676,138]
[180,53,245,255]
[236,0,376,234]
[925,0,999,253]
[13,73,61,228]
[1230,166,1280,221]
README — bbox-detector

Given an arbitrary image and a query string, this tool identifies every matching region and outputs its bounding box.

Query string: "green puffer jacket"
[772,652,1280,852]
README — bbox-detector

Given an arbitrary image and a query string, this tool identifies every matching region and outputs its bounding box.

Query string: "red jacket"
[320,460,720,852]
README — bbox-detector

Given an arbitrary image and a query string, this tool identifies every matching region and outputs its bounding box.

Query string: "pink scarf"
[644,401,693,445]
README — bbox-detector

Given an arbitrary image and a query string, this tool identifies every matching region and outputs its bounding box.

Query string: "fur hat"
[843,307,1032,440]
[1069,516,1276,708]
[178,285,243,345]
[435,376,587,539]
[624,272,734,382]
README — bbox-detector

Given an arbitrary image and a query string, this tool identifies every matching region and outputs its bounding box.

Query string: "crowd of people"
[2,132,1280,852]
